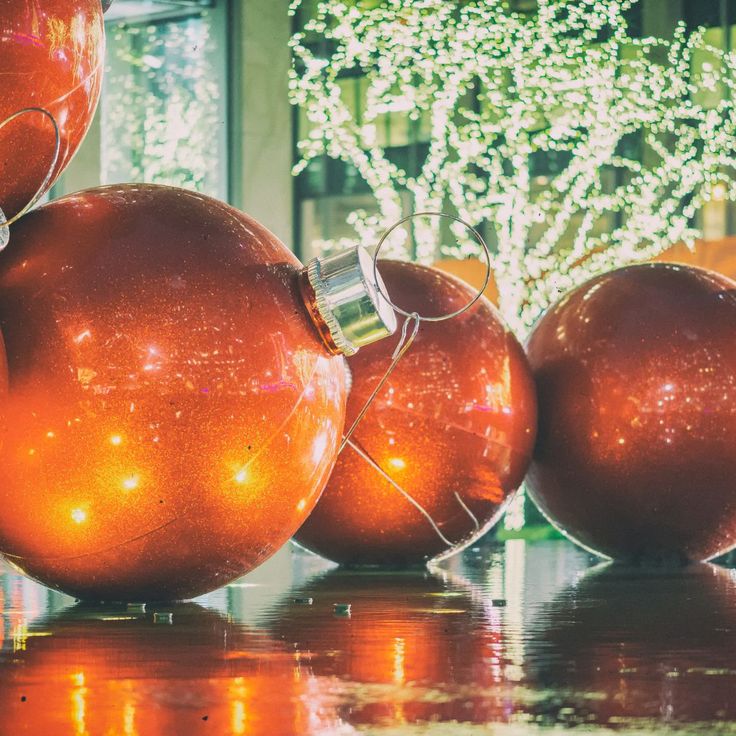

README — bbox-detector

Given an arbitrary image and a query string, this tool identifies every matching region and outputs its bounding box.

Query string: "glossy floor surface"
[1,539,735,734]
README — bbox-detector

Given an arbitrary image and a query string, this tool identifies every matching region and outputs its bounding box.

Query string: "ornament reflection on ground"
[270,568,518,726]
[0,603,350,736]
[526,562,736,728]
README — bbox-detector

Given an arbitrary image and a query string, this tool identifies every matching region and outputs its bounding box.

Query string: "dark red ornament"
[0,184,349,601]
[295,261,537,566]
[0,0,104,221]
[527,262,736,563]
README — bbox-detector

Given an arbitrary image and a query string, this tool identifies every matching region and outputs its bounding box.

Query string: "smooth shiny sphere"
[294,261,537,566]
[0,184,346,601]
[0,0,104,221]
[527,263,736,563]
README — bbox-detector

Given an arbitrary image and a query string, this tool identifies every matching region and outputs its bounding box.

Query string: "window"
[101,0,228,199]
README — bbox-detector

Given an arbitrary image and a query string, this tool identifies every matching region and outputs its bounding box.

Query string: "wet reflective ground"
[1,539,736,734]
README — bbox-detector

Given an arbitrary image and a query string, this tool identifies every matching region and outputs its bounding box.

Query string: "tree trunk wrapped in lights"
[289,0,736,337]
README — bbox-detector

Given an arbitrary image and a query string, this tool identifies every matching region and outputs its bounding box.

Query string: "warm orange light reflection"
[270,570,516,724]
[0,603,350,736]
[70,509,87,525]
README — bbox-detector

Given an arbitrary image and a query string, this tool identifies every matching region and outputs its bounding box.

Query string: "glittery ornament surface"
[0,184,346,600]
[0,0,104,221]
[527,263,736,563]
[295,261,536,566]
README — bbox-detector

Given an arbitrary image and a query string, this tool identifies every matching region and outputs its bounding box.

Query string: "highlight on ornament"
[0,183,396,601]
[527,262,736,565]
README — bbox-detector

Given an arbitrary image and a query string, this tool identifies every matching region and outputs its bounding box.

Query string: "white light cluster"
[289,0,736,337]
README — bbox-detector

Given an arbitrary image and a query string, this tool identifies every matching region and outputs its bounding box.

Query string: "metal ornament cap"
[0,208,8,251]
[306,246,397,356]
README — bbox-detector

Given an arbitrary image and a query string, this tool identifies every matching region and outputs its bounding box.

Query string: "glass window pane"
[101,10,226,198]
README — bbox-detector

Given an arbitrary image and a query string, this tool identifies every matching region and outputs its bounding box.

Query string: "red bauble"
[527,263,736,562]
[294,261,537,566]
[0,0,104,220]
[0,184,347,600]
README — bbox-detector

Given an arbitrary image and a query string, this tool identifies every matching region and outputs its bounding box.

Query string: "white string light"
[289,0,736,337]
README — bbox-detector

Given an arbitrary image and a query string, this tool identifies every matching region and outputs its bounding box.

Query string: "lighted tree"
[290,0,736,337]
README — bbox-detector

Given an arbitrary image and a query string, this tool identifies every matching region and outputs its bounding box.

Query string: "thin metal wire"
[338,213,496,544]
[0,107,61,235]
[344,437,455,546]
[340,211,493,454]
[339,311,420,453]
[372,211,492,323]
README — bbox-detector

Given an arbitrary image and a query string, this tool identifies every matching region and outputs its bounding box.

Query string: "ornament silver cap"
[303,246,397,356]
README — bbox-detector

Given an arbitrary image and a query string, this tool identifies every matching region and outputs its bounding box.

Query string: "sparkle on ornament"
[122,475,140,491]
[388,457,406,470]
[71,509,87,525]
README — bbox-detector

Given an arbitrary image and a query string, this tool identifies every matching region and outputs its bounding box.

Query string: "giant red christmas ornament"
[0,184,394,601]
[0,0,104,221]
[295,261,537,566]
[527,263,736,563]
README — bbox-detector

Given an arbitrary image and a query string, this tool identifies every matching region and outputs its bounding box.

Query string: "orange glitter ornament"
[294,261,537,566]
[0,0,104,221]
[0,184,393,601]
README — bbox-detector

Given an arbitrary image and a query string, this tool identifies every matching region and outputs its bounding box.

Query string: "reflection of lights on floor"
[393,637,406,685]
[230,677,248,735]
[503,490,525,531]
[505,539,526,677]
[71,671,87,736]
[123,700,136,736]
